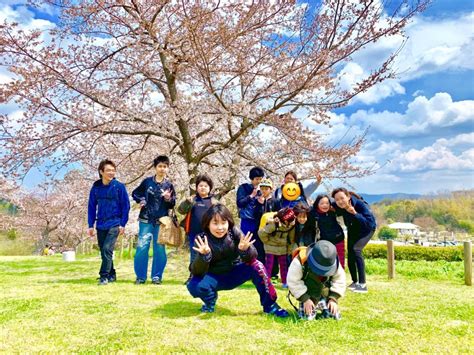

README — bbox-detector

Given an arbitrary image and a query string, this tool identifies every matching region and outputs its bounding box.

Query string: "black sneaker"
[348,282,358,290]
[200,303,216,313]
[264,303,289,318]
[108,275,117,283]
[353,284,368,293]
[152,277,162,285]
[98,278,108,286]
[134,279,146,285]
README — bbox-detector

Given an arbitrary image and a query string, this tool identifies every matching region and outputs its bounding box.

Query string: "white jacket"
[287,257,346,302]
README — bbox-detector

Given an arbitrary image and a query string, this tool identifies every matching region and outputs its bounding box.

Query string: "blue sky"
[0,1,473,194]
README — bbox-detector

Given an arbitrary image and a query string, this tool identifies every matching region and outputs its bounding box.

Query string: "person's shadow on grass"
[152,301,238,318]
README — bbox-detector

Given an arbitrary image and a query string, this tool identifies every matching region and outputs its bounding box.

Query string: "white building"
[388,222,421,236]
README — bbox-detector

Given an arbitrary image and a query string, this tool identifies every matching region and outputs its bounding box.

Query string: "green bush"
[6,228,17,241]
[363,244,471,262]
[378,226,398,240]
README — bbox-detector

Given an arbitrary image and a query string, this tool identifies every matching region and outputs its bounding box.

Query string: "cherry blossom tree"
[12,171,91,252]
[0,1,428,193]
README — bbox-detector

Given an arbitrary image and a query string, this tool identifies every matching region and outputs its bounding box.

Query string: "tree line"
[371,190,474,234]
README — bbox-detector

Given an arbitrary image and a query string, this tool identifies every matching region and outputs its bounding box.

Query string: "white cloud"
[347,93,474,137]
[390,143,474,173]
[436,133,474,147]
[338,63,406,104]
[339,12,474,104]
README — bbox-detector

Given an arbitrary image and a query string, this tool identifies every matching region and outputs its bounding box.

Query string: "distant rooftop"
[388,222,420,230]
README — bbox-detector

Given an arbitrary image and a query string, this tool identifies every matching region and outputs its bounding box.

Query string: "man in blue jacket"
[236,166,266,262]
[88,159,130,285]
[131,155,176,285]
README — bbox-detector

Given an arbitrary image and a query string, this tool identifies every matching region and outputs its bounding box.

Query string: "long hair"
[331,187,362,200]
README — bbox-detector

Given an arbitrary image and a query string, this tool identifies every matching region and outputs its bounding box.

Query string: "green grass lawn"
[0,252,472,353]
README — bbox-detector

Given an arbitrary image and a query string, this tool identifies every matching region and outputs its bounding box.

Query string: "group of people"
[87,156,376,320]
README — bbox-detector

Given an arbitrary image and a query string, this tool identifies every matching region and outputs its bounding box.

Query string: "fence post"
[387,240,395,279]
[464,241,472,286]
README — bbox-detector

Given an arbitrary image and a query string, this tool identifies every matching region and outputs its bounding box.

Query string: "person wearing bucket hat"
[287,240,346,320]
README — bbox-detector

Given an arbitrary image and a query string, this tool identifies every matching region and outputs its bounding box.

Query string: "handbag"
[158,212,184,247]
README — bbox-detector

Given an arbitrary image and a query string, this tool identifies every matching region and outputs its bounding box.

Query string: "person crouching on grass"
[287,240,345,320]
[186,204,289,317]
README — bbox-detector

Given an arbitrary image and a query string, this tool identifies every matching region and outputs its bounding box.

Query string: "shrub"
[378,226,398,240]
[363,244,470,262]
[6,228,17,241]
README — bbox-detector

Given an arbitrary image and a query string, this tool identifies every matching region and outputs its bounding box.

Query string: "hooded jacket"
[236,183,261,221]
[334,196,376,239]
[88,178,130,230]
[132,176,176,224]
[190,227,257,276]
[258,220,295,255]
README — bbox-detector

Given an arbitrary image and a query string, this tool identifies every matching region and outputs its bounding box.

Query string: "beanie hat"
[249,166,265,180]
[259,178,273,189]
[277,207,295,223]
[307,240,338,277]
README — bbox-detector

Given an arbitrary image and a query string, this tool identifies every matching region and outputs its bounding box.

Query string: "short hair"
[294,201,310,214]
[195,174,213,192]
[249,166,265,179]
[284,170,298,181]
[201,204,235,234]
[153,155,170,167]
[98,159,116,178]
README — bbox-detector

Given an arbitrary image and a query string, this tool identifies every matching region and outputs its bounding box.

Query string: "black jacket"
[190,227,257,276]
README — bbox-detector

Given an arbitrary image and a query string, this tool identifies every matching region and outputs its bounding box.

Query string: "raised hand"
[192,235,211,255]
[346,199,357,215]
[250,187,258,198]
[161,188,172,201]
[238,231,255,251]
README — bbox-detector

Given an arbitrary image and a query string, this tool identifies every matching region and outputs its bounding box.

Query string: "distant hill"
[360,193,423,204]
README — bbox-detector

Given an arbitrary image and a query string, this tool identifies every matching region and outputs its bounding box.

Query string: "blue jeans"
[240,218,265,263]
[187,260,278,311]
[134,221,167,281]
[97,226,119,279]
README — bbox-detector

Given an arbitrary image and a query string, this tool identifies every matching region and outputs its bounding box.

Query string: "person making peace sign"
[186,204,289,317]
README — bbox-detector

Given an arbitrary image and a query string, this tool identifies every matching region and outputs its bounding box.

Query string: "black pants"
[97,226,119,279]
[347,230,374,284]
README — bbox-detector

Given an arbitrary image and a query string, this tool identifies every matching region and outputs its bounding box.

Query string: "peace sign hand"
[192,235,211,255]
[238,232,255,251]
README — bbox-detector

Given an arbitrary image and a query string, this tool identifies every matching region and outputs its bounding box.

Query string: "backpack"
[287,244,332,311]
[259,212,277,231]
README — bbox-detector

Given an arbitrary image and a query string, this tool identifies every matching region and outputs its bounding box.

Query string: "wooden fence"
[386,240,472,286]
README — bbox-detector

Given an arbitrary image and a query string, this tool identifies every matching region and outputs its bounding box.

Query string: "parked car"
[434,241,458,247]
